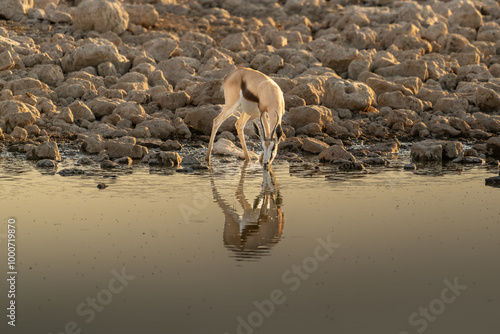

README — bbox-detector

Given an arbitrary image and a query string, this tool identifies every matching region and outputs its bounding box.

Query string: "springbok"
[205,67,285,168]
[210,163,284,260]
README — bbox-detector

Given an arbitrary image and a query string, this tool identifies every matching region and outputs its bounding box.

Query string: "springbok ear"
[275,124,284,141]
[253,122,261,139]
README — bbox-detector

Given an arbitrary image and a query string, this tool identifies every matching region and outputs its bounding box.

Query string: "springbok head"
[254,111,284,168]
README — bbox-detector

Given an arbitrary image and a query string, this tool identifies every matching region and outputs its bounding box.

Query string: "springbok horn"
[259,113,266,140]
[271,110,279,138]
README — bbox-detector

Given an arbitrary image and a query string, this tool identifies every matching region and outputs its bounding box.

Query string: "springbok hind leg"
[206,102,240,163]
[235,112,251,161]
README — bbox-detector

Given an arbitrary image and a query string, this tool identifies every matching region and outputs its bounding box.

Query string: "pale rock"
[130,126,151,138]
[0,0,33,21]
[422,22,448,42]
[61,38,130,75]
[104,137,136,158]
[428,118,461,137]
[25,124,40,136]
[131,145,148,159]
[367,123,389,138]
[434,97,469,114]
[375,60,429,81]
[28,64,64,86]
[82,134,105,153]
[378,91,424,112]
[5,77,56,101]
[45,5,72,23]
[323,79,375,112]
[183,105,236,135]
[26,141,61,160]
[289,105,333,130]
[74,0,129,35]
[448,117,471,135]
[416,87,454,105]
[296,123,323,136]
[366,77,413,97]
[221,33,254,52]
[33,0,58,10]
[348,59,370,81]
[143,38,178,62]
[125,4,158,28]
[448,0,483,29]
[184,79,224,106]
[110,72,149,92]
[383,109,419,129]
[0,100,40,129]
[113,102,146,121]
[68,101,94,122]
[55,83,85,99]
[316,43,360,75]
[325,121,350,137]
[438,34,475,54]
[286,82,324,105]
[490,64,500,78]
[410,141,443,162]
[137,119,175,140]
[10,126,28,140]
[57,108,74,124]
[97,62,117,77]
[473,112,500,133]
[457,64,492,82]
[477,23,500,43]
[279,137,304,152]
[475,86,500,113]
[87,97,120,118]
[156,91,189,110]
[160,139,182,151]
[213,138,258,160]
[0,51,16,71]
[148,70,171,88]
[341,25,378,50]
[302,137,329,154]
[158,57,196,86]
[318,145,356,163]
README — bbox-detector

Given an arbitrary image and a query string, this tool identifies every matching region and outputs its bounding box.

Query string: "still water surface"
[0,155,499,334]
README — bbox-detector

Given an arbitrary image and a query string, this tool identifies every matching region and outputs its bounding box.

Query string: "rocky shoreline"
[1,0,500,173]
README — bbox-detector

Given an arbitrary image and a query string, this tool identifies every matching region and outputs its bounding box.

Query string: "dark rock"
[338,161,364,170]
[115,157,133,165]
[101,159,118,169]
[181,155,202,165]
[97,183,108,190]
[363,157,389,166]
[404,164,417,171]
[160,139,183,151]
[176,167,194,173]
[35,159,57,168]
[76,157,94,165]
[58,168,86,176]
[485,176,500,187]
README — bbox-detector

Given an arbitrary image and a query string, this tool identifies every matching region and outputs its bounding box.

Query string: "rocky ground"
[2,0,500,174]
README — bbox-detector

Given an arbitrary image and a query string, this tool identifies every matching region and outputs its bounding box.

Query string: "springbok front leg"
[235,112,252,161]
[206,101,240,163]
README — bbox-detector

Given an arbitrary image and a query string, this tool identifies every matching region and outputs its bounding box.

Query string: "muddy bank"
[1,0,500,170]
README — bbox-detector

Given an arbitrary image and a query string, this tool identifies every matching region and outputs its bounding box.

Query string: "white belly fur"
[239,90,260,119]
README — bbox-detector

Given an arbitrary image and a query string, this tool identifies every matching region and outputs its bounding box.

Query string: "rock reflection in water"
[210,164,284,261]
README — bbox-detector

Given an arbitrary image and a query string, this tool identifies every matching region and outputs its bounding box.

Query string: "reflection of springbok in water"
[210,164,284,261]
